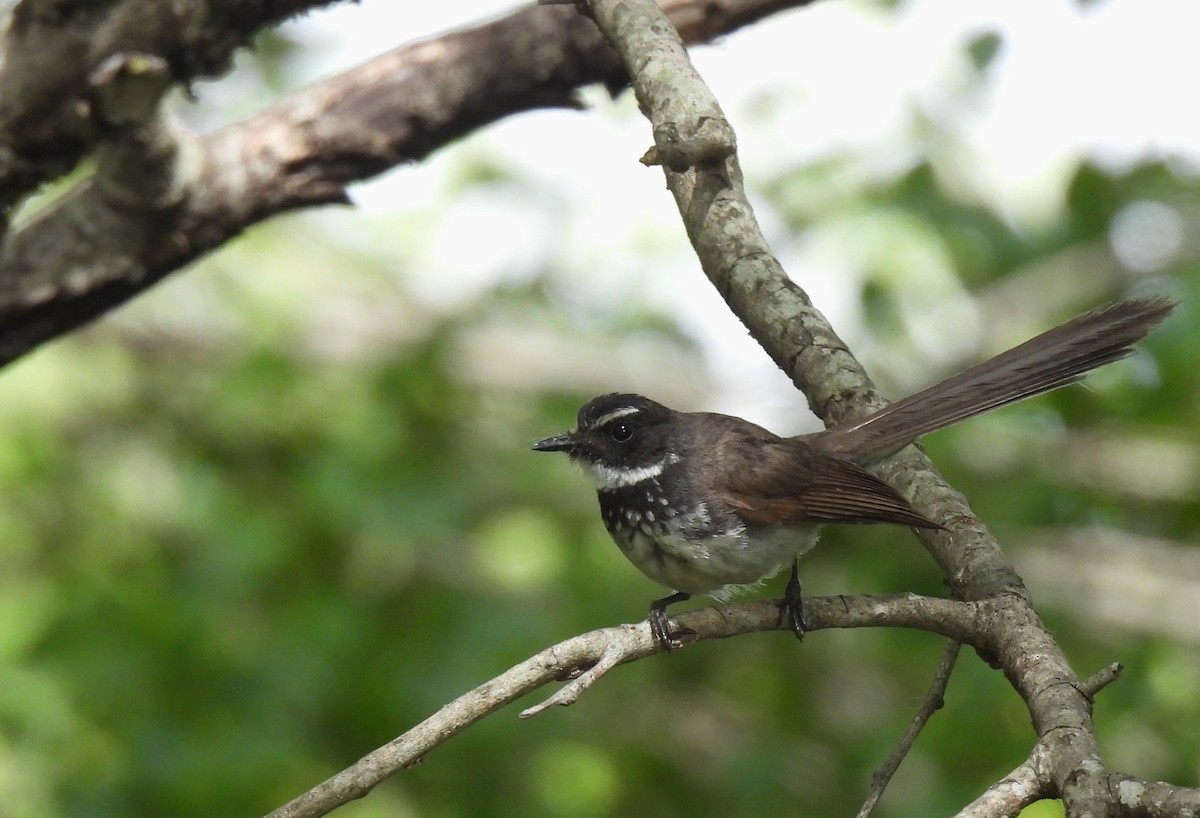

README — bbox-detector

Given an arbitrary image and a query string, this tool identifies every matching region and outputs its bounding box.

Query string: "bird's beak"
[532,431,576,452]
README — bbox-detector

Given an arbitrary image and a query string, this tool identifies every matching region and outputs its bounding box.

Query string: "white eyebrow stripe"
[591,406,641,428]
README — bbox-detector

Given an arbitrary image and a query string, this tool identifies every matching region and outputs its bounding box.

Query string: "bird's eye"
[610,422,633,442]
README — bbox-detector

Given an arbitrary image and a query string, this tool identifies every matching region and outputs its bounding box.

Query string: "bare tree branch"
[955,752,1200,818]
[0,0,811,370]
[1099,775,1200,817]
[954,665,1125,818]
[0,0,344,215]
[955,742,1052,818]
[573,0,1186,815]
[265,593,979,818]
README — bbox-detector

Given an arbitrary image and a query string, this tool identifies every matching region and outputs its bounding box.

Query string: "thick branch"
[0,0,343,214]
[0,0,810,369]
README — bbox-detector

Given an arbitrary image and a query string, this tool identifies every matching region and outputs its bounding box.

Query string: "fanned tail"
[817,297,1175,462]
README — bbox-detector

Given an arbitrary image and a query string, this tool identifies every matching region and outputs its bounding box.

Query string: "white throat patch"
[580,453,679,490]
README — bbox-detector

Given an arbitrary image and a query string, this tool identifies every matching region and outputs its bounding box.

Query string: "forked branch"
[570,0,1185,814]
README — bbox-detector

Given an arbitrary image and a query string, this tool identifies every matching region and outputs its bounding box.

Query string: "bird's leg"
[780,561,808,640]
[648,591,691,651]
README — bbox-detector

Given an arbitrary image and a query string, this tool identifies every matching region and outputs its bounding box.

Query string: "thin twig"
[857,640,962,817]
[1079,661,1123,698]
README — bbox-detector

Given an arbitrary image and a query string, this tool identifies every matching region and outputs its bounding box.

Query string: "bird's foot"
[779,565,808,640]
[648,591,692,652]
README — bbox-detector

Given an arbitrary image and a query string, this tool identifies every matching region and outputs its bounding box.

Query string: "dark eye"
[610,422,633,442]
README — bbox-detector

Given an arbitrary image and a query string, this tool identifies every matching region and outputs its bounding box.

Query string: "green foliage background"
[2,9,1199,818]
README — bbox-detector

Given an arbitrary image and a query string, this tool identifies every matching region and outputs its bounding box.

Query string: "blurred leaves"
[3,6,1200,818]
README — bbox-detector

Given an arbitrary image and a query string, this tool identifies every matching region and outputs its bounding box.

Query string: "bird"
[532,297,1175,650]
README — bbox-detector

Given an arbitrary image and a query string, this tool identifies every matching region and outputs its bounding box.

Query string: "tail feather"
[815,297,1175,462]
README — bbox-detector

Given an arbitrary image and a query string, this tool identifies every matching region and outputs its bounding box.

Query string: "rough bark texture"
[0,0,343,213]
[0,0,809,367]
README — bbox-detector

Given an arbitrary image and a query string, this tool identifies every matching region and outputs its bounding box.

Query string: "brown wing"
[712,433,940,529]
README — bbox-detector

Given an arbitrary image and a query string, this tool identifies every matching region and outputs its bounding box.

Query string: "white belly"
[619,520,820,600]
